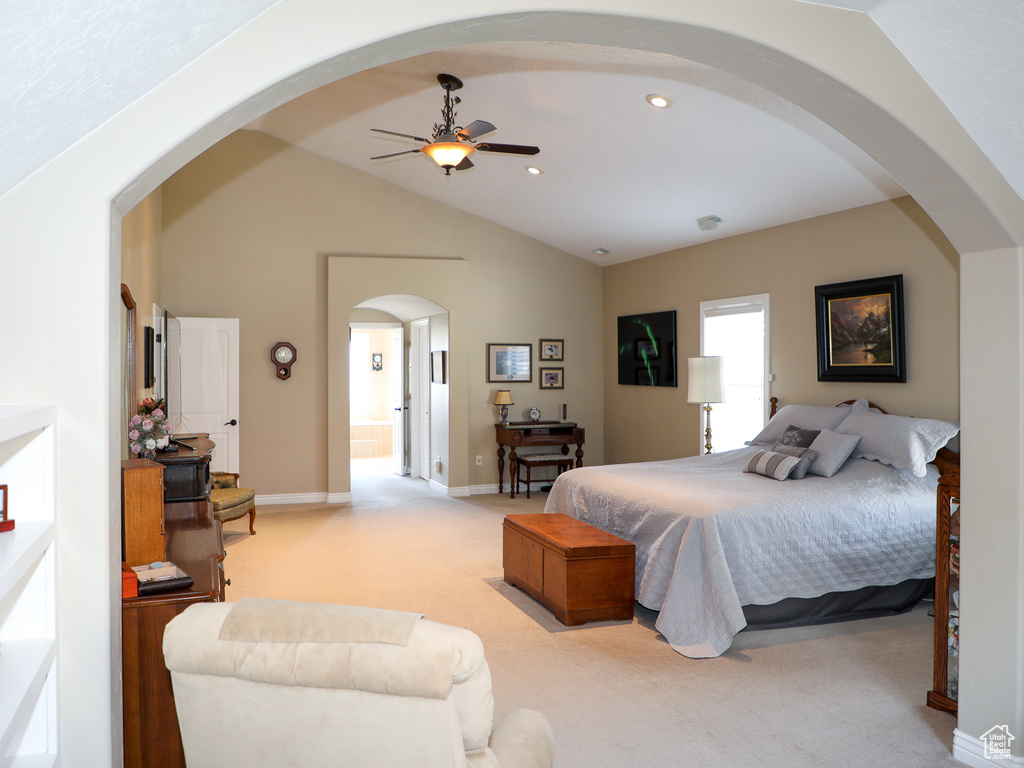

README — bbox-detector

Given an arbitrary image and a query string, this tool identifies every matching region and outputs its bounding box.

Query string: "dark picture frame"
[815,274,906,383]
[487,343,532,383]
[617,310,677,387]
[539,339,563,361]
[539,367,564,389]
[430,350,446,383]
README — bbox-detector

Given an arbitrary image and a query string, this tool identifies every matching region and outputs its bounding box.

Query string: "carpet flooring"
[218,458,961,767]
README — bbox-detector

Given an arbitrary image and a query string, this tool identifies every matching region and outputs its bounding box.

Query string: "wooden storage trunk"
[503,513,635,625]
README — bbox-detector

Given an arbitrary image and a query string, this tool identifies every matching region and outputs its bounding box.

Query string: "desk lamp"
[494,390,514,425]
[687,356,725,454]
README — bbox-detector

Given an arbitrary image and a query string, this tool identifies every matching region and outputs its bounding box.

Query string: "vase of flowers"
[130,398,171,459]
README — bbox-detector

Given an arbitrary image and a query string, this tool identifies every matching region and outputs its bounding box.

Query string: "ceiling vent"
[697,215,724,232]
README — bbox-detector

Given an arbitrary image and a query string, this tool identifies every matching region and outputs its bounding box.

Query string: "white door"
[410,320,431,481]
[390,327,406,475]
[174,317,240,473]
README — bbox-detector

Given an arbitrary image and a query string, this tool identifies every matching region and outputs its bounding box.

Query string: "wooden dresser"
[122,501,225,768]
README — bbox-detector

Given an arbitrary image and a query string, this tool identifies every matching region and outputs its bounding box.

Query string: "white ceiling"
[246,41,905,266]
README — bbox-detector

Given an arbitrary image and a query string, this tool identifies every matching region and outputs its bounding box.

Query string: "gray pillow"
[770,444,819,479]
[775,425,820,449]
[807,429,862,477]
[835,411,960,477]
[745,403,855,446]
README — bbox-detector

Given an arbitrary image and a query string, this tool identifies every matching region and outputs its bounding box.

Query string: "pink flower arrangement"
[129,401,171,456]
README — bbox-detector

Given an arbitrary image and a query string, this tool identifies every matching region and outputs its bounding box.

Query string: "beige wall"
[603,197,959,464]
[121,189,162,401]
[160,131,605,496]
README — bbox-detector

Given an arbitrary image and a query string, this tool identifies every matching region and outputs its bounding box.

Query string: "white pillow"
[807,429,862,477]
[835,411,960,477]
[746,402,861,446]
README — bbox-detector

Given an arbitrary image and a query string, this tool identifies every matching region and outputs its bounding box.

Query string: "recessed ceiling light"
[646,94,672,108]
[525,166,543,175]
[593,247,610,256]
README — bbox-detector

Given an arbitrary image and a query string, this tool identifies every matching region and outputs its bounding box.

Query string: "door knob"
[224,419,238,426]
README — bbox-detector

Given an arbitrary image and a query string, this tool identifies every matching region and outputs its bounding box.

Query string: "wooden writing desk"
[495,421,585,497]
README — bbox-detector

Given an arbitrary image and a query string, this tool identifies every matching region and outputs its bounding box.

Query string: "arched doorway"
[11,4,1021,761]
[350,294,449,491]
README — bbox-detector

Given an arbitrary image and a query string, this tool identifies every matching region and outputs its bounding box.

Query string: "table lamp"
[494,390,514,425]
[687,356,725,454]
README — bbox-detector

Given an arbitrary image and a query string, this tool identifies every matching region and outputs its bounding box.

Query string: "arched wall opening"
[349,293,450,492]
[16,3,1019,762]
[327,258,468,498]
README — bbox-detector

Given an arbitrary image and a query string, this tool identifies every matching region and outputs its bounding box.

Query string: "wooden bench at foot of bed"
[503,513,636,625]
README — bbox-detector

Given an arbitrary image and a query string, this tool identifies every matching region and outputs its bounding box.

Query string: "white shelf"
[0,521,53,598]
[10,755,58,768]
[0,405,57,445]
[0,404,58,765]
[0,638,57,758]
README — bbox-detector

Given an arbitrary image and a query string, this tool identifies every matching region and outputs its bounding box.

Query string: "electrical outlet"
[475,455,483,466]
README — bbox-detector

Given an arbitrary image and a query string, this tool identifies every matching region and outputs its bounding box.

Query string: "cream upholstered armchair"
[162,598,554,768]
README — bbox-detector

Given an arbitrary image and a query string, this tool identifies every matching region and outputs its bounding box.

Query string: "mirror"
[121,284,137,461]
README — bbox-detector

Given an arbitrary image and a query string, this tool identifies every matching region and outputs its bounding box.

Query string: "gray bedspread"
[543,447,937,657]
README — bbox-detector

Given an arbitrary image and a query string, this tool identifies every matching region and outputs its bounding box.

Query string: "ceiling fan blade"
[458,120,496,140]
[475,143,540,156]
[370,149,423,160]
[371,128,432,143]
[454,156,474,171]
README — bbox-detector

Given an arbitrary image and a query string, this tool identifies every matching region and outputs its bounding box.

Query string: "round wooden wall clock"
[271,342,296,380]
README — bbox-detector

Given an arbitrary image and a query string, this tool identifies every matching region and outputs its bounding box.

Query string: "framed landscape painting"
[815,274,906,382]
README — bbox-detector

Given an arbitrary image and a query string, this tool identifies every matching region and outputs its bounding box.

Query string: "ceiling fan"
[371,73,540,176]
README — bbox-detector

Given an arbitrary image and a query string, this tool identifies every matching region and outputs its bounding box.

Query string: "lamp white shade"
[687,356,725,404]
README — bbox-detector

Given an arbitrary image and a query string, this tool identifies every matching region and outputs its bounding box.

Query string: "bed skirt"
[740,577,932,631]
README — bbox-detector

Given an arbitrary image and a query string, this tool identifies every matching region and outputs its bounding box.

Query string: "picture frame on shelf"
[539,367,564,390]
[539,339,564,361]
[487,343,532,383]
[0,484,11,532]
[814,274,906,383]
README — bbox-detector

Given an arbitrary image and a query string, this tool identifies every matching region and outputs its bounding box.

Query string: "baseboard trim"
[446,485,471,498]
[470,484,500,495]
[954,728,1024,767]
[254,492,353,505]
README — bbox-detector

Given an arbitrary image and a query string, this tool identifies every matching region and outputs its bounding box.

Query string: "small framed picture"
[487,343,532,383]
[539,367,564,389]
[539,339,564,361]
[0,484,11,532]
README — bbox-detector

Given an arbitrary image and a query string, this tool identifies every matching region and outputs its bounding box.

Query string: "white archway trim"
[2,2,1023,762]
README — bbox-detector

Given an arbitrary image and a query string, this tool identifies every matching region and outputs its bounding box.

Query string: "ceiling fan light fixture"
[421,141,474,171]
[646,94,672,108]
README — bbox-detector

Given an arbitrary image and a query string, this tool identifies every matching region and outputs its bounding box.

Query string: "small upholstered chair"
[162,599,554,768]
[209,472,256,535]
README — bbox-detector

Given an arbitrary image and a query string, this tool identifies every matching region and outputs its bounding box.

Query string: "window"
[700,294,770,452]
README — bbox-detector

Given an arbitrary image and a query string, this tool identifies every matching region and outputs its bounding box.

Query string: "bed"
[543,398,959,658]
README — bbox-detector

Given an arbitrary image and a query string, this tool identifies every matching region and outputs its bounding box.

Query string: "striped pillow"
[743,450,800,480]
